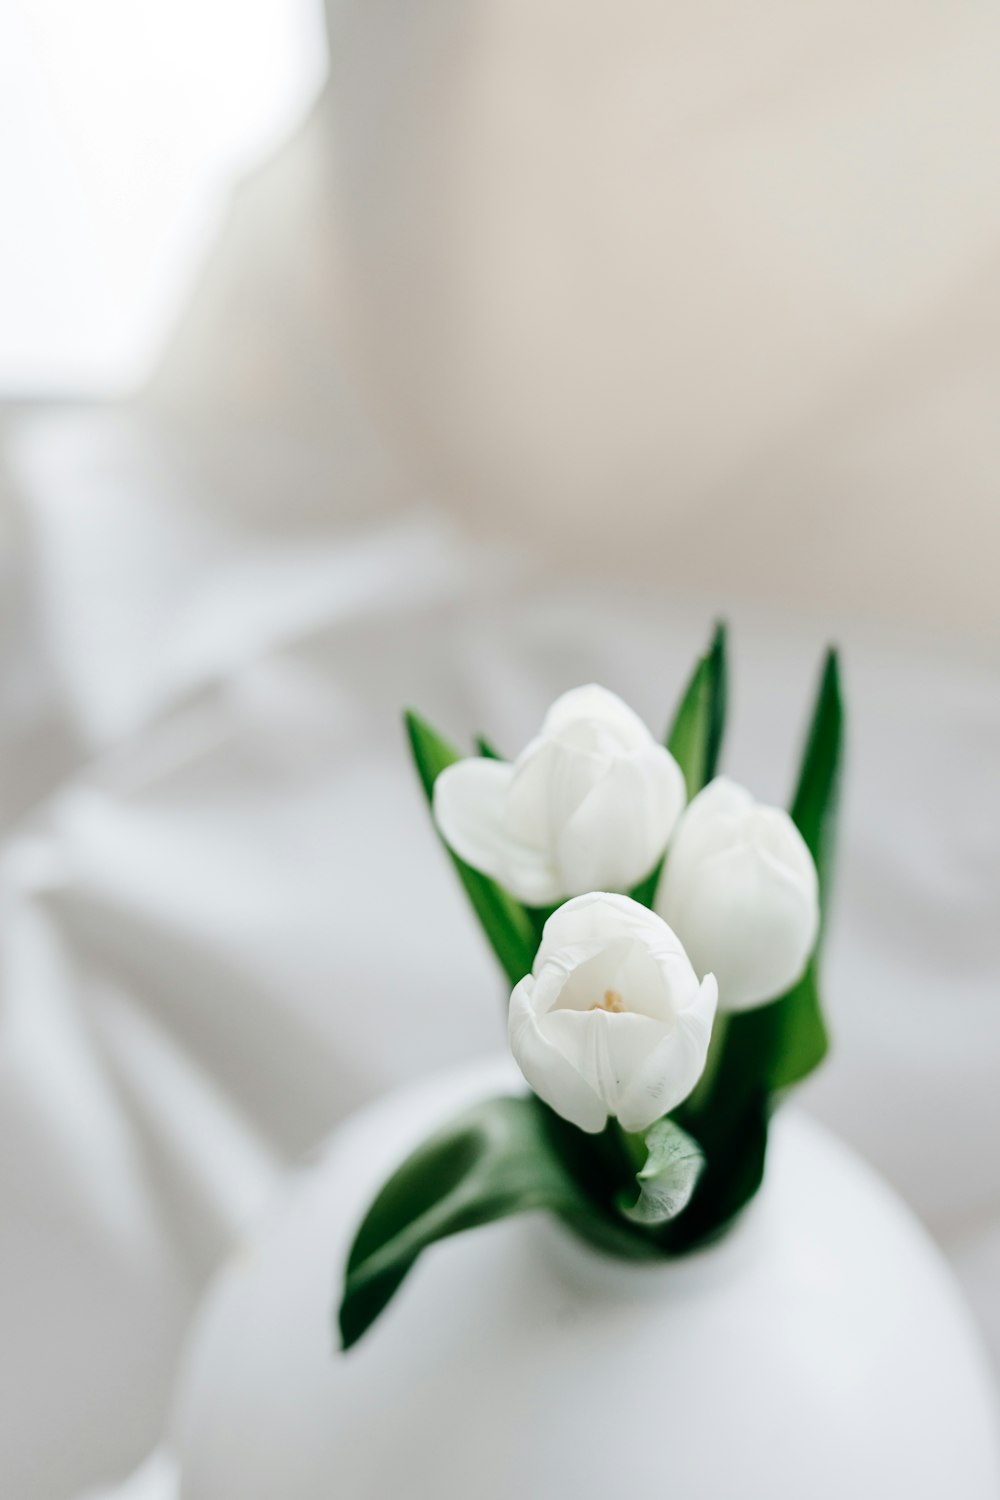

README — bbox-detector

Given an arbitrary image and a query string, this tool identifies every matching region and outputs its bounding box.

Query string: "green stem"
[613,1120,649,1174]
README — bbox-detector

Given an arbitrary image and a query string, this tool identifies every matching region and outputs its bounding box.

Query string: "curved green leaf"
[338,1095,642,1350]
[405,711,538,987]
[630,622,728,906]
[617,1117,704,1227]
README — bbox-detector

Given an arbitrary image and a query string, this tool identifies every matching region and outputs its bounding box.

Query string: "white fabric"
[79,1451,178,1500]
[3,6,1000,1488]
[1,410,998,1500]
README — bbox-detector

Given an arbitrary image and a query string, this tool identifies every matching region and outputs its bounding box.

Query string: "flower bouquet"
[176,627,1000,1500]
[338,624,841,1347]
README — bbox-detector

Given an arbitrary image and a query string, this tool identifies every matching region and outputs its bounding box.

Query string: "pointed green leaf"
[667,620,728,797]
[752,647,842,1089]
[686,647,842,1115]
[630,623,728,906]
[790,647,843,907]
[474,735,503,761]
[405,711,538,987]
[669,648,843,1246]
[338,1094,642,1350]
[617,1117,704,1227]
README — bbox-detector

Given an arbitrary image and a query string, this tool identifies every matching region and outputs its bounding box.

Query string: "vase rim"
[527,1186,769,1303]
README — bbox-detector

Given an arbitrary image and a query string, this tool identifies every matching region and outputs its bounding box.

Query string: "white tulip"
[433,685,686,905]
[657,777,820,1013]
[508,893,717,1134]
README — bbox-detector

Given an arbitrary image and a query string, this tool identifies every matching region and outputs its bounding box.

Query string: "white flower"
[657,777,820,1013]
[433,685,686,905]
[508,893,717,1133]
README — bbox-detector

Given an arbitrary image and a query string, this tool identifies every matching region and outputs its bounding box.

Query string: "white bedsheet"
[1,410,998,1499]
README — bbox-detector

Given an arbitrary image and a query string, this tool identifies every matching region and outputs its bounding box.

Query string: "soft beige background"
[2,4,1000,1496]
[157,0,1000,644]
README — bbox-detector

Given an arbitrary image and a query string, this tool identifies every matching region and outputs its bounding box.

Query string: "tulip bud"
[434,685,686,905]
[657,777,819,1012]
[508,892,717,1133]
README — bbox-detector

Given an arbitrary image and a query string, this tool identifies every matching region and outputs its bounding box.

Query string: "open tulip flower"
[339,627,843,1349]
[433,684,686,904]
[509,893,717,1133]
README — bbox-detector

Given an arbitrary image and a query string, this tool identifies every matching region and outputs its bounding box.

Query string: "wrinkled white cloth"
[1,409,998,1500]
[6,4,1000,1494]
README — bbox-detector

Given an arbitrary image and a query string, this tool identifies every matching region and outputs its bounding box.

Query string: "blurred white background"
[2,2,999,1496]
[0,0,326,392]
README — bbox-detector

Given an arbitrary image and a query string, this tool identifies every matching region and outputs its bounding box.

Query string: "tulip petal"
[506,737,603,846]
[508,978,608,1133]
[538,891,692,965]
[432,757,512,875]
[668,776,755,862]
[667,842,818,1010]
[556,748,685,895]
[539,1008,668,1122]
[541,684,652,752]
[433,758,564,905]
[617,975,718,1131]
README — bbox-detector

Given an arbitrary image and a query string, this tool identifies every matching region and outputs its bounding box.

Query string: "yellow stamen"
[592,988,625,1014]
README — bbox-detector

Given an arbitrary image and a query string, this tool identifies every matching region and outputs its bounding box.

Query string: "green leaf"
[630,623,728,906]
[669,647,843,1246]
[617,1117,704,1227]
[405,711,538,987]
[338,1095,643,1350]
[728,647,843,1092]
[662,1092,769,1253]
[667,620,728,797]
[474,735,503,760]
[755,962,827,1094]
[790,646,843,909]
[688,647,843,1111]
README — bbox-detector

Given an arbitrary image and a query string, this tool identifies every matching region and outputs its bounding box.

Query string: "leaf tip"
[709,618,728,659]
[402,706,424,743]
[336,1292,364,1354]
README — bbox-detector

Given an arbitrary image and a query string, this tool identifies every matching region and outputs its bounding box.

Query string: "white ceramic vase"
[174,1059,1000,1500]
